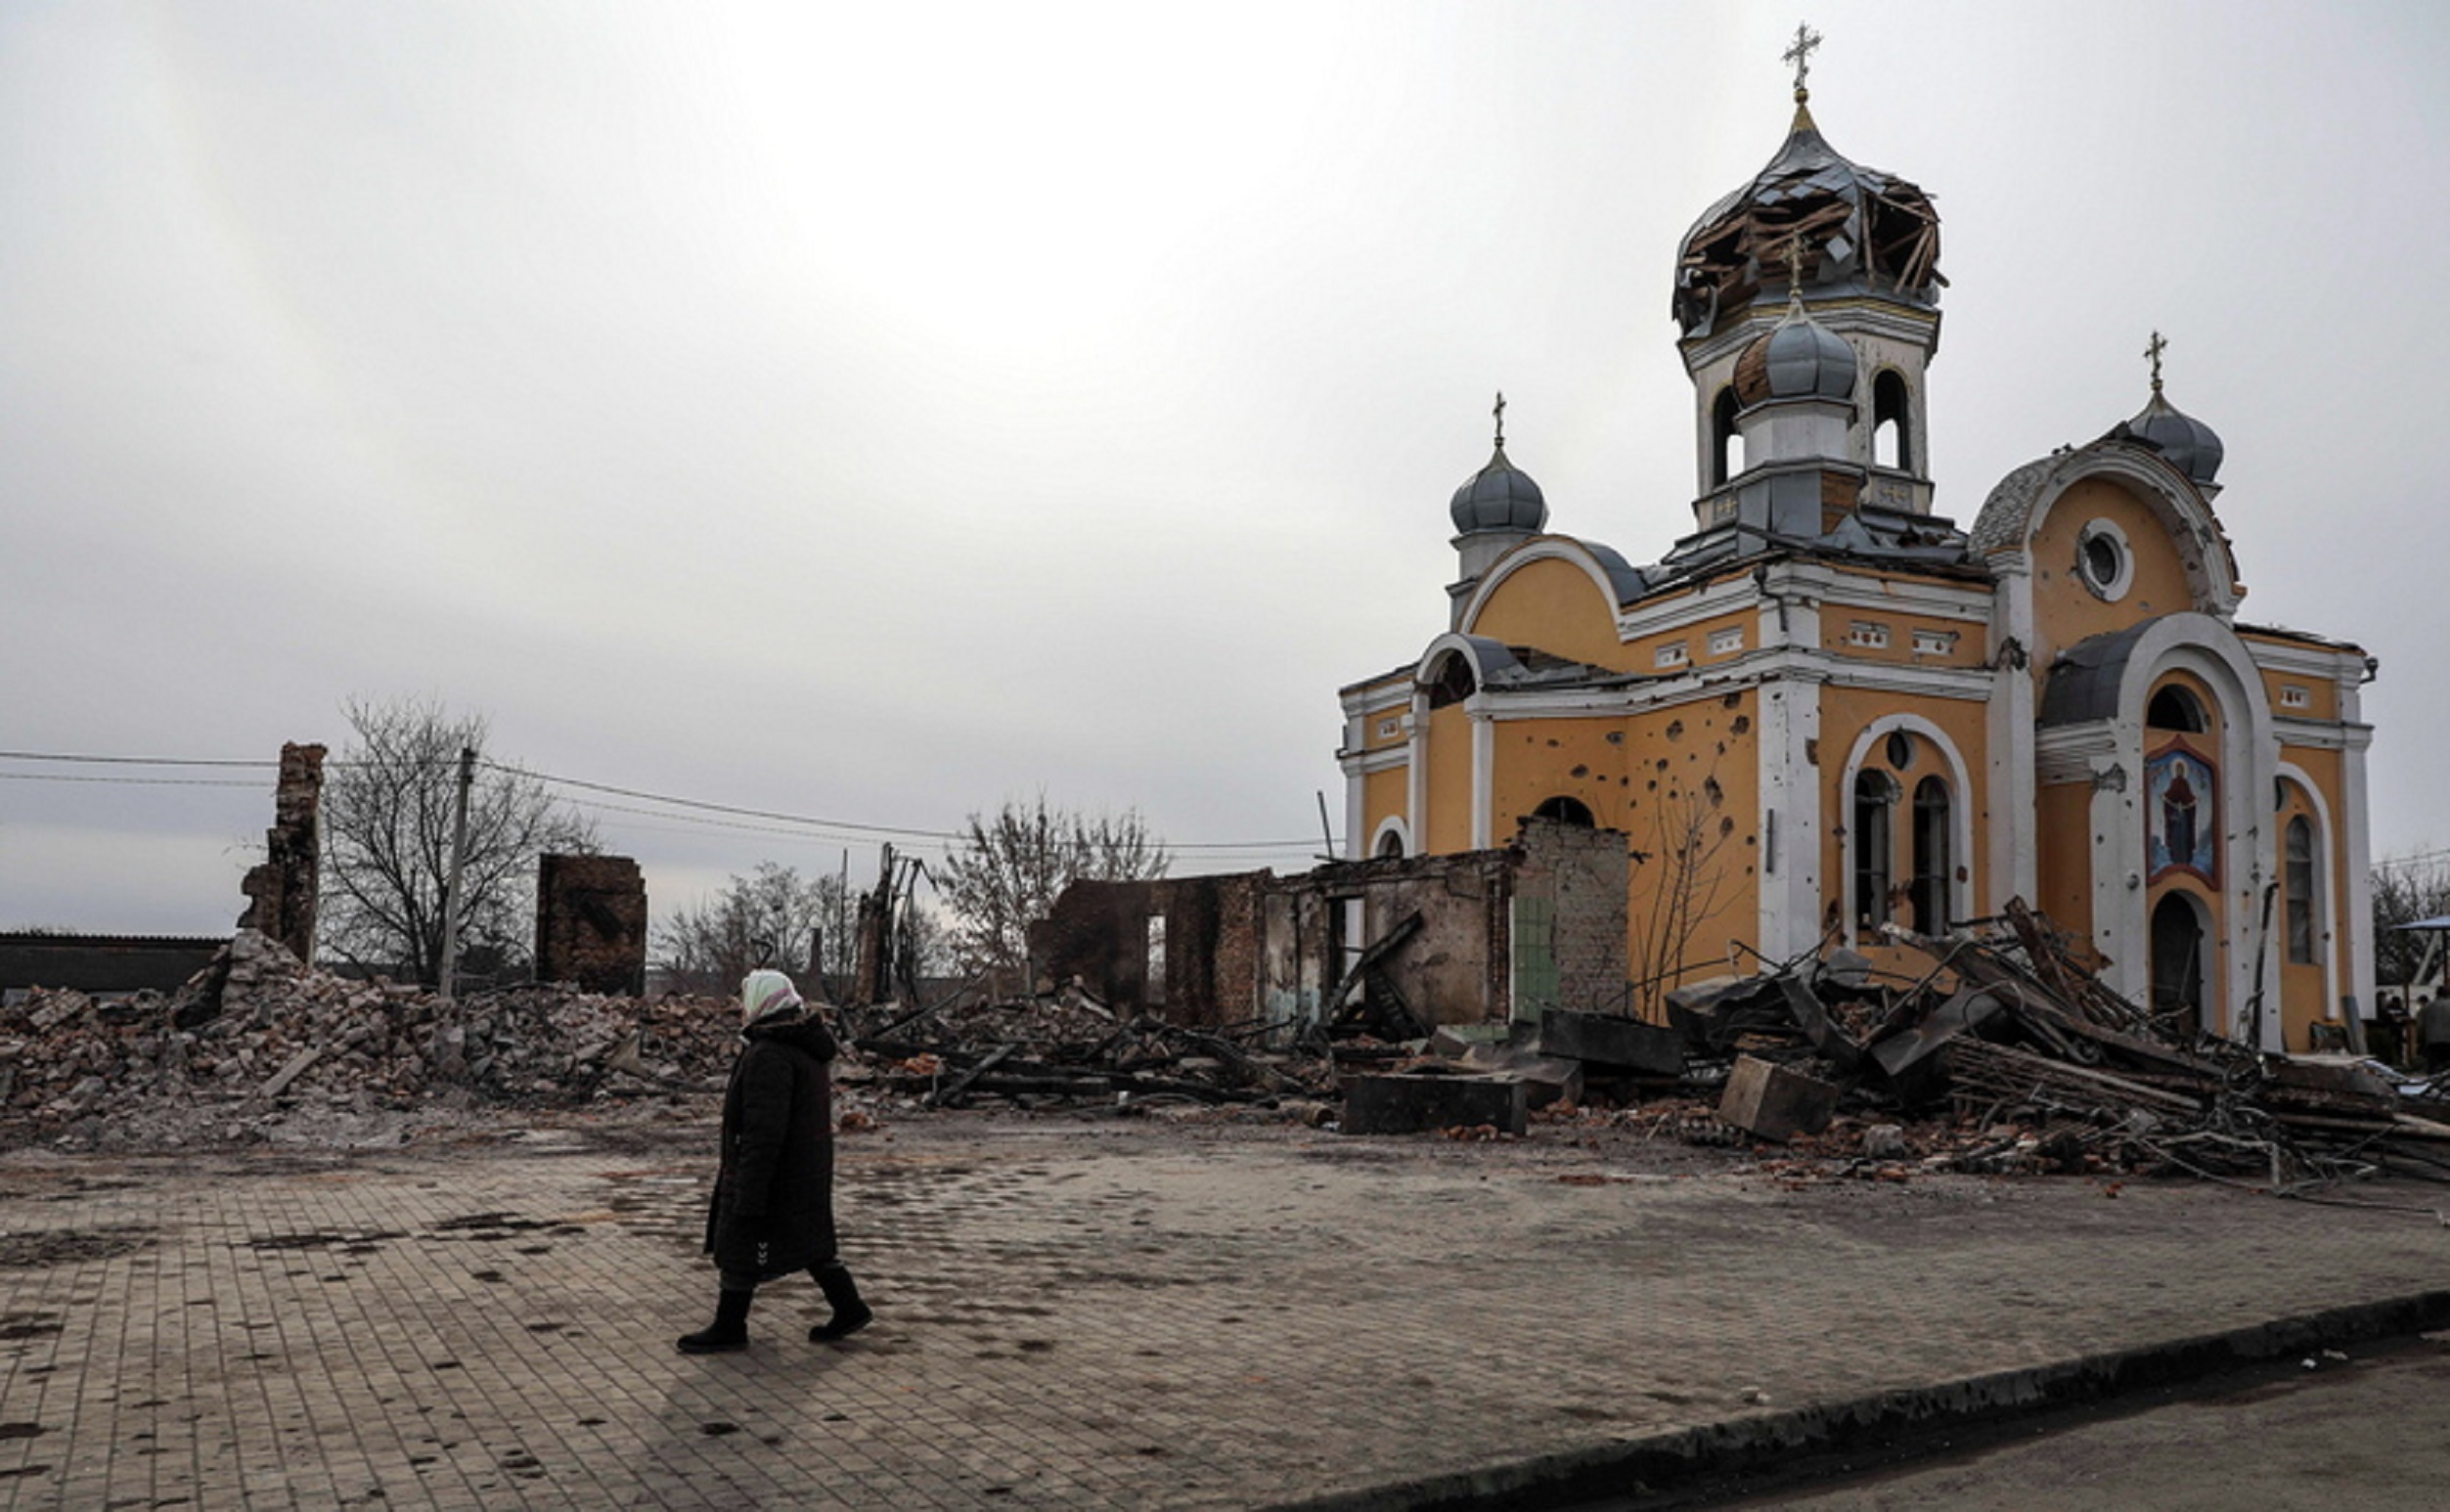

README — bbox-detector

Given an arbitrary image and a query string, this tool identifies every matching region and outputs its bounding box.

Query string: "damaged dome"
[1733,300,1858,405]
[1673,102,1943,339]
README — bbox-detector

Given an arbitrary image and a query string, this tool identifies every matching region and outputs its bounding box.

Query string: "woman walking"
[678,969,872,1354]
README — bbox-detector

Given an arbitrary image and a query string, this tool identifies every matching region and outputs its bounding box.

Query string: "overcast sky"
[4,0,2445,937]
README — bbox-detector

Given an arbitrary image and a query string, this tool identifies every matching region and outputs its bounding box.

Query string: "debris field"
[8,905,2450,1205]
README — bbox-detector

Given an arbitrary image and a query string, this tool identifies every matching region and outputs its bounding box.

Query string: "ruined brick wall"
[1030,878,1159,1004]
[1030,872,1271,1026]
[1265,851,1514,1030]
[1202,872,1266,1026]
[1511,819,1631,1015]
[534,855,647,995]
[238,742,326,962]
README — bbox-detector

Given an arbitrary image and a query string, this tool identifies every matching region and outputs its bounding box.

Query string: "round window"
[1885,730,1916,770]
[2083,534,2120,586]
[2075,519,2134,601]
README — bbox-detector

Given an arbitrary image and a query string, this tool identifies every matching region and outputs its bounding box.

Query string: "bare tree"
[655,862,857,998]
[933,795,1170,973]
[1626,766,1739,1018]
[320,696,596,984]
[2373,851,2450,994]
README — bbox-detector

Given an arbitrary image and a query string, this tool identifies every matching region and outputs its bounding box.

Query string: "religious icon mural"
[2146,742,2218,884]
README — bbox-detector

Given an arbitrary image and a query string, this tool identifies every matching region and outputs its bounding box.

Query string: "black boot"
[677,1287,753,1355]
[808,1261,872,1342]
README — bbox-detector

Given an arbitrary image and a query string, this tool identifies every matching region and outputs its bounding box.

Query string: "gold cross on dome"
[1493,390,1507,449]
[2145,330,2167,393]
[1783,22,1822,96]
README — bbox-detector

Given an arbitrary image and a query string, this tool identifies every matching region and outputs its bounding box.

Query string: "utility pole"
[436,744,476,1000]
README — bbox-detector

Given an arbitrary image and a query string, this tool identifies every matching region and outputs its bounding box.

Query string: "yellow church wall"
[1818,570,1989,672]
[1490,717,1638,835]
[1476,694,1761,1005]
[1616,692,1761,1004]
[1631,609,1757,673]
[1466,556,1634,671]
[2239,635,2340,722]
[2027,476,2200,664]
[1422,702,1474,854]
[1361,767,1408,852]
[2034,782,2096,944]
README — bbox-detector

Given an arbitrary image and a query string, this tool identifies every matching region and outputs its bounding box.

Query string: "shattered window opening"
[1852,770,1899,934]
[1426,652,1475,710]
[1910,776,1952,935]
[1873,369,1911,471]
[2285,816,2316,965]
[1712,386,1743,485]
[2147,685,2207,734]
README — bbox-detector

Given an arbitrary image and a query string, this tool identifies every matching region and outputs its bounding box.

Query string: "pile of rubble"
[844,985,1342,1112]
[0,931,775,1146]
[1359,900,2450,1192]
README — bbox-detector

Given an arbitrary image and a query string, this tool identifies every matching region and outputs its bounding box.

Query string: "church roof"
[2037,621,2155,727]
[2114,391,2225,488]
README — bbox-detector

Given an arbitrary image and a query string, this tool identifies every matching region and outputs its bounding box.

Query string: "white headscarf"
[739,969,805,1027]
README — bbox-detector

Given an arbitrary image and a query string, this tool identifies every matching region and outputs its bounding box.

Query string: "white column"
[2344,726,2377,1019]
[1988,556,2039,907]
[1756,674,1825,962]
[1406,691,1429,854]
[1470,710,1494,850]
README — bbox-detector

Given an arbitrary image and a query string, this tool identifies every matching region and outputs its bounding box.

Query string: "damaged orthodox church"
[1336,49,2376,1053]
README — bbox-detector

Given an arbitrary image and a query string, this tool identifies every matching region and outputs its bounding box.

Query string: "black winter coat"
[702,1016,839,1281]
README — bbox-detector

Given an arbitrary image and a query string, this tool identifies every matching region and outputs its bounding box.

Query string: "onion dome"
[1449,443,1547,534]
[1450,392,1549,535]
[2110,333,2223,487]
[1732,295,1857,405]
[1672,94,1942,338]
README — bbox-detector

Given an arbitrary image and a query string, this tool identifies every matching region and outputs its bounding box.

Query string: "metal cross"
[1493,390,1507,449]
[2145,330,2167,393]
[1783,22,1822,94]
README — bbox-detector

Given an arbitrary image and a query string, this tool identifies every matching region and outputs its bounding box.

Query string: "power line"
[497,759,1335,854]
[0,772,265,788]
[0,746,1338,853]
[0,749,277,769]
[494,759,967,842]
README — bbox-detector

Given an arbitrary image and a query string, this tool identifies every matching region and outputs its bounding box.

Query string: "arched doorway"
[2150,892,2207,1038]
[1531,795,1595,827]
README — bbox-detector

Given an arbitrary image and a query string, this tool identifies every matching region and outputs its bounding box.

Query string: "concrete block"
[1343,1074,1530,1136]
[1538,1008,1685,1076]
[1666,974,1789,1053]
[1716,1054,1839,1142]
[1429,1023,1514,1059]
[1455,1045,1584,1108]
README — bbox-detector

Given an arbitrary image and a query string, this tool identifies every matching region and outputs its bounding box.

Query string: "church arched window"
[1376,829,1406,860]
[1873,370,1912,472]
[2148,685,2207,733]
[1531,795,1595,827]
[1851,770,1899,933]
[1426,651,1475,710]
[1909,776,1951,935]
[2285,815,2316,964]
[1711,386,1743,486]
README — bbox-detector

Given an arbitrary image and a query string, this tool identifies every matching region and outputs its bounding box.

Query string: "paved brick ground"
[0,1116,2444,1508]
